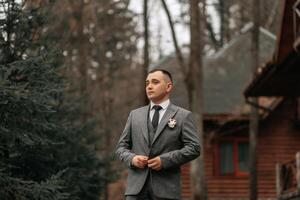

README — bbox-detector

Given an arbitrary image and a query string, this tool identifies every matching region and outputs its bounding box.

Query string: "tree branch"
[160,0,187,77]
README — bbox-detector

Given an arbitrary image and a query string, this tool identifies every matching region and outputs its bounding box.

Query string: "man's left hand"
[147,157,162,171]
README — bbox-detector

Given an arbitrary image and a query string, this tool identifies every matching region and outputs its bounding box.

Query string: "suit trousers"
[125,173,178,200]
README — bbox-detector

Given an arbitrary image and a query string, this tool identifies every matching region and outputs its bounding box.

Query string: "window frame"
[214,137,249,177]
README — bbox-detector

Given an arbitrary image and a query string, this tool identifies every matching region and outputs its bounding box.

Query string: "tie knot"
[153,105,162,111]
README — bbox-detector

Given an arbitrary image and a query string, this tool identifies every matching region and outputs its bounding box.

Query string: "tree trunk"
[264,0,278,30]
[160,1,207,198]
[189,0,207,200]
[76,1,88,122]
[142,0,149,105]
[218,0,231,45]
[205,18,221,51]
[249,0,260,199]
[161,0,187,77]
[160,0,190,99]
[219,0,225,46]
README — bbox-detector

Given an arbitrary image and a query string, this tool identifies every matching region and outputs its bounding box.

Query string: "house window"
[216,139,249,176]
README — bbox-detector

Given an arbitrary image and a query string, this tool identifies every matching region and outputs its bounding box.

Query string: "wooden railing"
[276,152,300,200]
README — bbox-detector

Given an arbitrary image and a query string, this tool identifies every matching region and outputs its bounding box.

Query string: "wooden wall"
[181,98,300,200]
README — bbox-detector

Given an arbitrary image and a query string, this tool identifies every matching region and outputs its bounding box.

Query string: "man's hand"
[147,157,162,171]
[132,155,148,169]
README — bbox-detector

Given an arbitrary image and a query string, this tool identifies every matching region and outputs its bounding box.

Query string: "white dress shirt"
[149,99,170,124]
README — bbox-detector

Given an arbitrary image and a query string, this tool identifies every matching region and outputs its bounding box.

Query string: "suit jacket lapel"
[140,105,150,145]
[152,103,179,145]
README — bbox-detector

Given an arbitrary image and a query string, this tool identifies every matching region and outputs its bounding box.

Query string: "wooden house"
[150,24,278,199]
[245,0,300,199]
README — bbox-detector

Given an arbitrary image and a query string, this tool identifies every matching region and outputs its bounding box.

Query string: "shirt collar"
[150,99,170,110]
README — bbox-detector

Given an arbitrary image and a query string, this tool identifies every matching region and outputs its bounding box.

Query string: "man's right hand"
[132,155,148,169]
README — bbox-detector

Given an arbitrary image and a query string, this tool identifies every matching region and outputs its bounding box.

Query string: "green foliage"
[0,1,107,199]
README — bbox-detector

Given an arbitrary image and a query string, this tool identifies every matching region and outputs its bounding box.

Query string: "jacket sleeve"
[159,112,201,169]
[115,111,136,168]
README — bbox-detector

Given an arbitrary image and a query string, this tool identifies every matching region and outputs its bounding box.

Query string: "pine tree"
[0,1,106,199]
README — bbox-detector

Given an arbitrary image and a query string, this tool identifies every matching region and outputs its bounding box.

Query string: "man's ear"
[166,82,173,92]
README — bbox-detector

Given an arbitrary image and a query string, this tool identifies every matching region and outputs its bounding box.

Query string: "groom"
[116,69,201,200]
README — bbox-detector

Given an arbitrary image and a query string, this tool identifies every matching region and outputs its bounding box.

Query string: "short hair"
[148,68,173,83]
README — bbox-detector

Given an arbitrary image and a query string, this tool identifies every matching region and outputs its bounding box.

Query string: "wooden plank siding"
[181,163,192,198]
[181,98,300,200]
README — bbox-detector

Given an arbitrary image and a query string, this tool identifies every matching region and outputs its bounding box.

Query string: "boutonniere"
[168,118,176,128]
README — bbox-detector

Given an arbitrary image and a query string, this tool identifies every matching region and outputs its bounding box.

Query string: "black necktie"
[152,105,162,130]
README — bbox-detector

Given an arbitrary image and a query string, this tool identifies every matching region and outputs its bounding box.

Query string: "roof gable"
[151,25,276,116]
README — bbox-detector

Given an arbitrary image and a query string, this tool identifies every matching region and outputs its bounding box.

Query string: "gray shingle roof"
[150,25,276,116]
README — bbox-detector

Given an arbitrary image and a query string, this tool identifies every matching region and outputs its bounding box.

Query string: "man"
[116,69,201,200]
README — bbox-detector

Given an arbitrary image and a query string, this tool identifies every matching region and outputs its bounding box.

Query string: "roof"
[151,24,276,116]
[244,0,300,97]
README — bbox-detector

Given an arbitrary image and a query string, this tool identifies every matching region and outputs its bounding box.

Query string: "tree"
[188,1,207,200]
[249,0,260,199]
[47,1,140,198]
[142,0,150,105]
[211,0,280,42]
[160,0,207,199]
[48,0,139,147]
[218,0,231,46]
[0,1,106,199]
[161,0,187,77]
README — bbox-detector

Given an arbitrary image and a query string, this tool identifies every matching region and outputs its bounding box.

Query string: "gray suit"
[115,103,201,199]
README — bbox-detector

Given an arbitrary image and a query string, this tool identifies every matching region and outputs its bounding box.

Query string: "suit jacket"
[115,102,201,199]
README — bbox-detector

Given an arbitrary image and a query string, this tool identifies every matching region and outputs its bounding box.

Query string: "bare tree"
[160,0,207,199]
[205,16,221,51]
[160,0,187,77]
[47,2,140,198]
[210,0,279,48]
[188,1,207,200]
[249,0,260,199]
[142,0,150,105]
[218,0,230,46]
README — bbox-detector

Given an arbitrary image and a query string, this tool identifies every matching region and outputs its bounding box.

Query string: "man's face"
[145,71,173,103]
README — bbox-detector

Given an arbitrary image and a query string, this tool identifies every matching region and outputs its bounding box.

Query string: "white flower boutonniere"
[168,118,176,128]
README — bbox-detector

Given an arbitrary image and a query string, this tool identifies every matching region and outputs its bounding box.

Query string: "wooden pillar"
[296,152,300,191]
[276,163,283,197]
